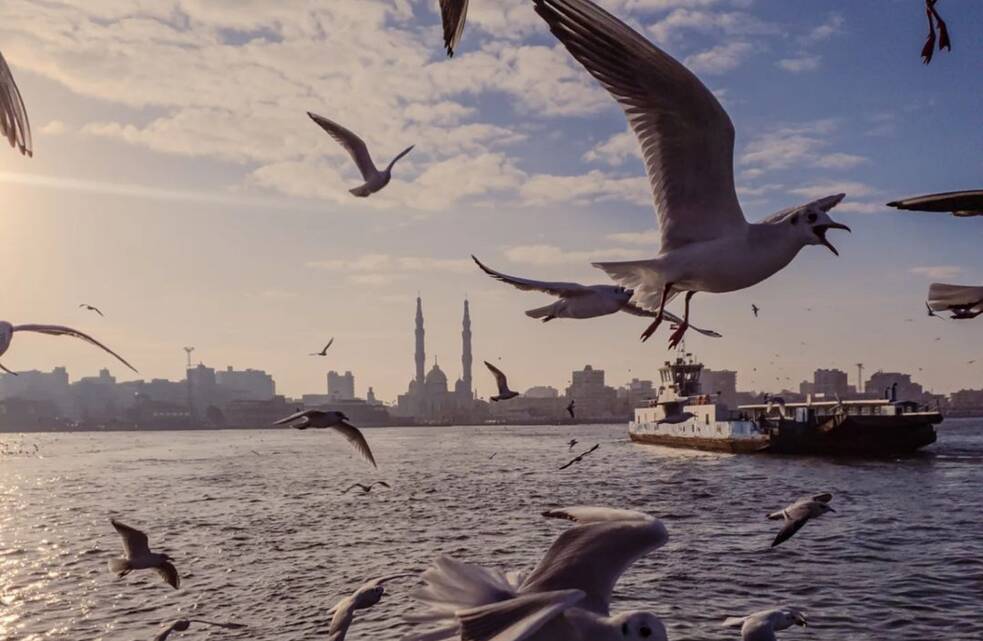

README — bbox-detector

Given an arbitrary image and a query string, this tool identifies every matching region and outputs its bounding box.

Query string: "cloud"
[40,120,68,135]
[788,182,878,200]
[740,120,838,170]
[646,8,778,46]
[814,153,869,169]
[835,201,885,214]
[802,13,844,44]
[583,129,641,166]
[504,244,646,266]
[684,41,754,75]
[520,171,651,207]
[777,55,821,73]
[606,229,662,245]
[307,254,472,274]
[910,266,964,280]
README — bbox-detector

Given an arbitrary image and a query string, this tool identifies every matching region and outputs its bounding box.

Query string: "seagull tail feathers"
[108,558,131,575]
[349,183,373,198]
[524,303,557,320]
[592,259,669,313]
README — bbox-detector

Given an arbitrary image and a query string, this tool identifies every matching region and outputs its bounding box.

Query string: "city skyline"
[0,1,980,402]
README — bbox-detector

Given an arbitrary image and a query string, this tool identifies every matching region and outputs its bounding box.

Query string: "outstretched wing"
[927,283,983,312]
[472,255,591,298]
[111,518,151,558]
[273,409,316,425]
[156,561,180,589]
[483,361,510,394]
[13,324,137,373]
[887,189,983,215]
[520,507,668,615]
[332,421,378,468]
[457,589,585,641]
[0,51,32,157]
[439,0,470,57]
[532,0,746,253]
[771,517,808,547]
[307,112,378,179]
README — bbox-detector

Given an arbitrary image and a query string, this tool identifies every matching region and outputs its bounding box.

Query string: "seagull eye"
[807,212,818,223]
[640,626,652,638]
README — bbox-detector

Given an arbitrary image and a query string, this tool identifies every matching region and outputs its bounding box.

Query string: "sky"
[1,0,981,403]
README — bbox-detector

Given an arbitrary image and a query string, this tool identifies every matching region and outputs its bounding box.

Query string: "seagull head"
[771,608,808,630]
[615,612,668,641]
[776,194,850,255]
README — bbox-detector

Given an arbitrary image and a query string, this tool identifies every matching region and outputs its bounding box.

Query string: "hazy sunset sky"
[1,0,981,402]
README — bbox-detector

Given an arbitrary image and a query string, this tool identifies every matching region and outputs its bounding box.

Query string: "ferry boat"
[629,352,941,456]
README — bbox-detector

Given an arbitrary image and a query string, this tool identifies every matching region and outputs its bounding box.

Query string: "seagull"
[722,607,807,641]
[108,519,180,589]
[311,338,335,356]
[472,255,722,338]
[404,506,669,641]
[927,283,983,320]
[0,321,138,376]
[153,619,245,641]
[566,399,576,419]
[307,111,414,198]
[767,493,835,547]
[567,438,578,450]
[887,189,982,217]
[0,51,31,157]
[920,0,951,64]
[532,0,850,349]
[79,304,104,317]
[559,443,599,470]
[751,304,760,318]
[329,574,416,641]
[274,409,378,467]
[484,361,519,401]
[343,481,391,494]
[438,0,470,57]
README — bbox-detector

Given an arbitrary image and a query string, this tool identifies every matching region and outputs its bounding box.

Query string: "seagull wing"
[156,561,180,589]
[456,589,585,641]
[439,0,470,57]
[483,361,511,395]
[0,52,32,157]
[887,189,983,215]
[520,507,668,615]
[343,483,367,494]
[771,515,808,547]
[332,421,378,468]
[111,518,151,558]
[363,573,417,590]
[375,481,392,489]
[619,303,722,338]
[472,256,591,298]
[273,409,316,425]
[532,0,746,253]
[324,338,334,353]
[927,283,983,312]
[12,324,138,373]
[307,112,378,180]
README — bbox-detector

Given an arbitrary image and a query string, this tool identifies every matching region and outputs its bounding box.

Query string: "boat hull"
[629,431,768,453]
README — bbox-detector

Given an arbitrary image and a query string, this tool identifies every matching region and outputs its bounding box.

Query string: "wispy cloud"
[504,244,645,266]
[685,41,754,75]
[910,266,964,280]
[606,229,662,245]
[777,55,821,73]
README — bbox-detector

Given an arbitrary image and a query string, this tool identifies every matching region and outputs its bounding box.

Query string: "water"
[1,420,981,641]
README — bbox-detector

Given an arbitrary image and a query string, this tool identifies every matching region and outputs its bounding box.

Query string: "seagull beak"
[813,222,851,256]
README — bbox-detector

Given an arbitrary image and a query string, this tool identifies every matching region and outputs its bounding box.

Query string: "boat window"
[705,414,709,425]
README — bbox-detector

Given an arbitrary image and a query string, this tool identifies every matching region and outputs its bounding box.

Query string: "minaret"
[415,296,425,388]
[461,299,473,399]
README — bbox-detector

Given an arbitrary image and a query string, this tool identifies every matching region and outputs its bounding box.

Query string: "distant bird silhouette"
[484,361,519,401]
[0,321,137,376]
[438,0,469,57]
[0,52,31,157]
[79,304,104,317]
[274,410,378,468]
[108,519,179,589]
[888,189,982,217]
[327,574,416,641]
[343,481,391,494]
[153,619,245,641]
[559,443,599,470]
[767,493,835,547]
[488,452,497,460]
[311,338,334,356]
[566,399,576,419]
[307,112,414,198]
[751,304,760,317]
[567,438,578,450]
[920,0,951,64]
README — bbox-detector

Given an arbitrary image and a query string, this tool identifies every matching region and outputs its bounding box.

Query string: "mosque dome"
[425,363,448,390]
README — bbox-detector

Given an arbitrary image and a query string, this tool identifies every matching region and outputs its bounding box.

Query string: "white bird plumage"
[273,409,378,467]
[0,321,137,376]
[722,607,807,641]
[108,518,180,589]
[328,574,417,641]
[767,493,834,547]
[531,0,850,348]
[0,51,31,157]
[307,111,413,197]
[404,506,669,641]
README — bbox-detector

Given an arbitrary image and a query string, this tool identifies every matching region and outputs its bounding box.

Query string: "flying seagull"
[0,321,138,376]
[752,304,760,318]
[311,338,335,356]
[926,283,983,320]
[531,0,850,349]
[472,255,722,338]
[566,399,576,419]
[484,360,519,401]
[343,481,391,494]
[108,519,180,589]
[79,304,104,317]
[153,619,245,641]
[404,506,669,641]
[307,111,414,198]
[274,409,378,467]
[722,607,807,641]
[567,438,578,450]
[559,443,599,470]
[0,51,31,157]
[438,0,470,57]
[887,189,982,217]
[920,0,951,64]
[329,574,416,641]
[767,493,835,547]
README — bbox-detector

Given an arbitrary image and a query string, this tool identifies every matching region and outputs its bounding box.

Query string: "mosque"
[394,297,482,422]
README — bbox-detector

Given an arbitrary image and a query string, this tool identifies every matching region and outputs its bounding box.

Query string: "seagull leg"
[640,282,674,342]
[668,292,695,349]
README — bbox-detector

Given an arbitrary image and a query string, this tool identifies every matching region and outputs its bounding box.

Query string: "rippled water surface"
[2,420,982,641]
